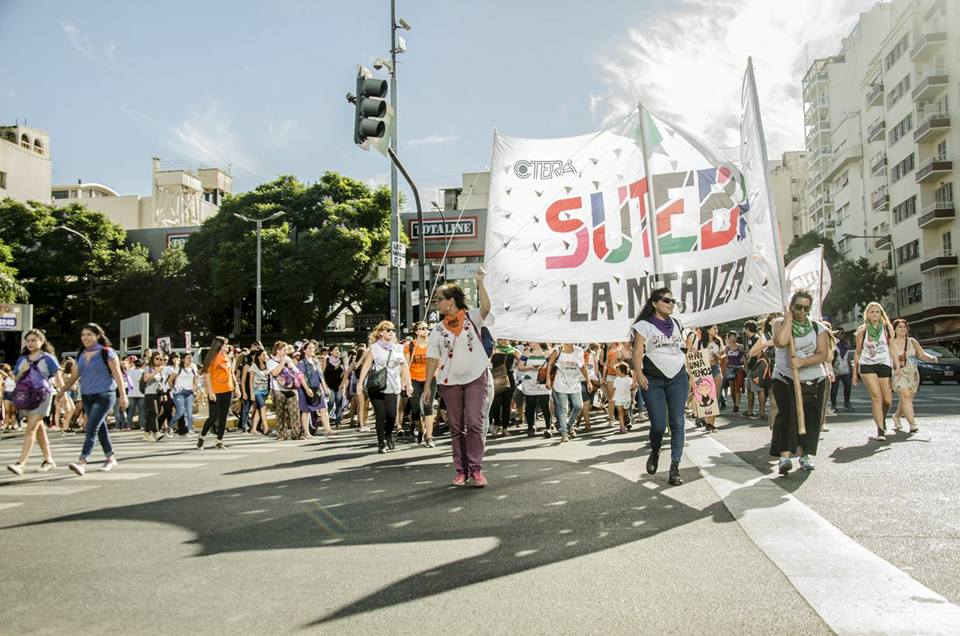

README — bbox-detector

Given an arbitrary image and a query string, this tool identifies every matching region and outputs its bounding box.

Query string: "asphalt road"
[0,382,957,635]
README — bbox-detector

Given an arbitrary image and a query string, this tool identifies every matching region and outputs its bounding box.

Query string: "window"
[884,33,910,70]
[839,171,849,188]
[893,195,917,224]
[935,182,953,203]
[891,153,915,182]
[896,239,920,265]
[886,74,911,107]
[944,231,953,255]
[937,140,948,159]
[888,114,913,145]
[898,283,923,307]
[52,190,70,200]
[0,171,6,189]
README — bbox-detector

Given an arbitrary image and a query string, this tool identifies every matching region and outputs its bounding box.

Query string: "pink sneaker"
[471,470,488,488]
[452,472,467,487]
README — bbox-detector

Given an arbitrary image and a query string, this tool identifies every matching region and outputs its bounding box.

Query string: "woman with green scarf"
[852,301,898,441]
[769,290,830,475]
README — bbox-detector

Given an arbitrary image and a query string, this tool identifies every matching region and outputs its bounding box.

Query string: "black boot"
[668,461,683,485]
[646,448,660,475]
[386,434,395,450]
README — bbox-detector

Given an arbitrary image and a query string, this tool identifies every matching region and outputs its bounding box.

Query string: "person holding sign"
[769,291,829,475]
[631,288,689,486]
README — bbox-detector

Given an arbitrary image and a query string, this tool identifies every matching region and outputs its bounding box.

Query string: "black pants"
[770,378,826,456]
[523,394,550,430]
[369,391,397,448]
[489,387,513,427]
[202,391,233,441]
[144,394,162,434]
[830,374,852,408]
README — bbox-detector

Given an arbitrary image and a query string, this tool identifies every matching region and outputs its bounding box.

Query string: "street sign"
[409,218,477,239]
[0,304,28,332]
[391,241,406,269]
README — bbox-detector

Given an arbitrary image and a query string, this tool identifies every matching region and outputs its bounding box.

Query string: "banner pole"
[637,103,663,287]
[817,244,825,319]
[746,57,805,435]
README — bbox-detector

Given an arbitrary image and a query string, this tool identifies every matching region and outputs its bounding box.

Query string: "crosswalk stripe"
[0,485,99,496]
[0,502,23,510]
[20,472,158,482]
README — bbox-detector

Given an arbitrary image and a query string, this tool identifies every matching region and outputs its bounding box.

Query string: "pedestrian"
[407,322,440,446]
[743,321,765,418]
[829,327,854,414]
[631,288,688,485]
[125,357,145,430]
[517,342,552,438]
[6,329,61,475]
[577,343,602,432]
[546,342,591,442]
[890,319,937,434]
[687,325,723,432]
[142,352,167,442]
[58,324,128,476]
[247,348,271,435]
[769,291,829,474]
[298,341,335,438]
[611,362,634,434]
[424,268,494,486]
[238,350,255,433]
[198,336,237,449]
[168,352,199,436]
[323,345,347,427]
[488,338,519,438]
[852,301,898,441]
[722,332,745,413]
[357,321,413,453]
[603,342,624,425]
[158,352,177,435]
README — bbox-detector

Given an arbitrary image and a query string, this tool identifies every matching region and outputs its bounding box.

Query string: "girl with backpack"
[167,352,200,436]
[58,324,129,476]
[852,302,899,441]
[6,329,62,475]
[199,336,238,449]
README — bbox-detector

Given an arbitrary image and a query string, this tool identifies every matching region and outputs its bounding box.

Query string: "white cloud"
[594,0,874,158]
[406,134,460,146]
[168,104,263,177]
[267,118,302,144]
[61,22,122,71]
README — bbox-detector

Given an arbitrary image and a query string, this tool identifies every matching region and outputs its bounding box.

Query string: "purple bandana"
[648,315,674,337]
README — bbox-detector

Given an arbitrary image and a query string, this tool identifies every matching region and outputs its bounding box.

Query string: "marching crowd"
[2,269,941,487]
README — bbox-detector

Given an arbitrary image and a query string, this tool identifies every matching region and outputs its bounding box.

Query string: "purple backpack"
[12,359,53,410]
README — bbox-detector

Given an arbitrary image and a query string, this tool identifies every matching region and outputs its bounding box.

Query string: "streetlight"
[843,232,900,315]
[387,1,411,327]
[234,211,285,342]
[54,225,94,322]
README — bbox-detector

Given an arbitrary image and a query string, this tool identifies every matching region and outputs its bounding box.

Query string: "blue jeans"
[113,397,127,429]
[552,390,583,435]
[126,396,145,429]
[80,392,116,462]
[641,369,688,463]
[170,391,195,433]
[239,398,252,432]
[327,389,345,424]
[634,387,645,411]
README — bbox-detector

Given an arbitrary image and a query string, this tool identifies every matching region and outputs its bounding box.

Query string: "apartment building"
[0,124,52,203]
[770,151,810,248]
[802,0,959,342]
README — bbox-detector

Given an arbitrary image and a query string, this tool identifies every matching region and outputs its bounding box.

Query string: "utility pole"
[234,211,284,342]
[388,0,400,327]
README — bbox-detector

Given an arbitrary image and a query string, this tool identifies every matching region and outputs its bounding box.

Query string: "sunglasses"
[384,328,396,332]
[793,305,812,312]
[657,297,677,305]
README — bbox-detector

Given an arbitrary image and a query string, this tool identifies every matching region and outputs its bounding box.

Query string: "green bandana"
[495,344,515,355]
[792,318,813,338]
[866,322,884,342]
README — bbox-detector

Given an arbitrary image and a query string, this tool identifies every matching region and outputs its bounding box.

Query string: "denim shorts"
[253,389,269,408]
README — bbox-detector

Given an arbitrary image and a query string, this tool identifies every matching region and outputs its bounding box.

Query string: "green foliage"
[784,231,841,266]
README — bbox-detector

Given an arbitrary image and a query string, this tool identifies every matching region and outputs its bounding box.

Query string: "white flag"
[785,246,832,322]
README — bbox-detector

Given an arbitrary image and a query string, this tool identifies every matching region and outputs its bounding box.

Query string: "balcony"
[912,68,949,101]
[867,118,886,142]
[917,200,955,228]
[870,152,887,176]
[809,145,832,165]
[811,194,834,216]
[915,154,953,182]
[803,70,828,99]
[875,235,892,250]
[919,250,958,274]
[825,144,862,181]
[824,218,837,229]
[866,81,884,107]
[913,109,950,142]
[871,189,889,212]
[910,31,947,61]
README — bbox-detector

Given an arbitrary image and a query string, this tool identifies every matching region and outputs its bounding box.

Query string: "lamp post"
[55,225,94,322]
[234,211,285,342]
[843,232,900,315]
[387,2,410,327]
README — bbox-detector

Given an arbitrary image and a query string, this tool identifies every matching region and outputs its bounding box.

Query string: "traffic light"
[351,69,388,147]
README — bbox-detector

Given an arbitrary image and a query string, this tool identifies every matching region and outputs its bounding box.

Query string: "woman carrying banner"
[425,269,494,487]
[632,287,689,486]
[852,302,898,441]
[890,319,936,434]
[769,291,829,474]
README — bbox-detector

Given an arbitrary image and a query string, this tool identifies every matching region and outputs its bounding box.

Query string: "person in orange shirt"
[404,322,437,447]
[199,336,237,449]
[603,342,624,426]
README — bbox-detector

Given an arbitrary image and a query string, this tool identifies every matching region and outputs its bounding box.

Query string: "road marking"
[686,434,960,635]
[0,502,23,510]
[20,472,158,482]
[0,485,99,495]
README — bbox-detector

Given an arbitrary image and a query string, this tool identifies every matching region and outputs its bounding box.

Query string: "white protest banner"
[785,246,832,321]
[483,93,784,342]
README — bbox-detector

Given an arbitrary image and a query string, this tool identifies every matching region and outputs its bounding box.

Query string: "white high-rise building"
[802,0,959,342]
[770,151,810,248]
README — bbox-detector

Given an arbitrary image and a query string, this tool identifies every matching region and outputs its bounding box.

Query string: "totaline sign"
[408,217,478,240]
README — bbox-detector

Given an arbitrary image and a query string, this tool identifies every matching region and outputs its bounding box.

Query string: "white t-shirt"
[127,368,144,398]
[584,351,600,382]
[172,364,198,392]
[427,308,494,386]
[613,376,634,405]
[552,346,585,394]
[858,324,893,368]
[632,318,686,378]
[369,342,405,394]
[266,355,296,392]
[773,319,827,382]
[518,352,551,396]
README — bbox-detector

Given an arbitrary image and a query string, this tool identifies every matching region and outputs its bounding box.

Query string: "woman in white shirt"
[357,321,413,453]
[853,301,900,441]
[546,343,592,442]
[518,342,552,438]
[425,269,494,487]
[167,352,200,436]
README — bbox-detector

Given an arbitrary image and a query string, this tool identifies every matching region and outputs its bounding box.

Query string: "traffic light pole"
[388,0,400,328]
[387,147,427,318]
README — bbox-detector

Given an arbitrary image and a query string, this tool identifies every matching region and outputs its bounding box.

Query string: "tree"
[784,231,841,266]
[184,172,391,339]
[824,257,896,318]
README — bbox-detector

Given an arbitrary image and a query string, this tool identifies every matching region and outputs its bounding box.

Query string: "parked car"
[917,345,960,385]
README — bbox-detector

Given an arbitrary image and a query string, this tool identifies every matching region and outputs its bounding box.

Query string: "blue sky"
[0,0,871,203]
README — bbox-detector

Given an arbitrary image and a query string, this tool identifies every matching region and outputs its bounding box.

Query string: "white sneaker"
[6,463,24,476]
[100,457,118,472]
[38,460,56,473]
[142,433,152,441]
[68,462,86,476]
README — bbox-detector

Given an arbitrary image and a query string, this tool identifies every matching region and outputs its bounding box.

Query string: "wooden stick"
[788,331,806,436]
